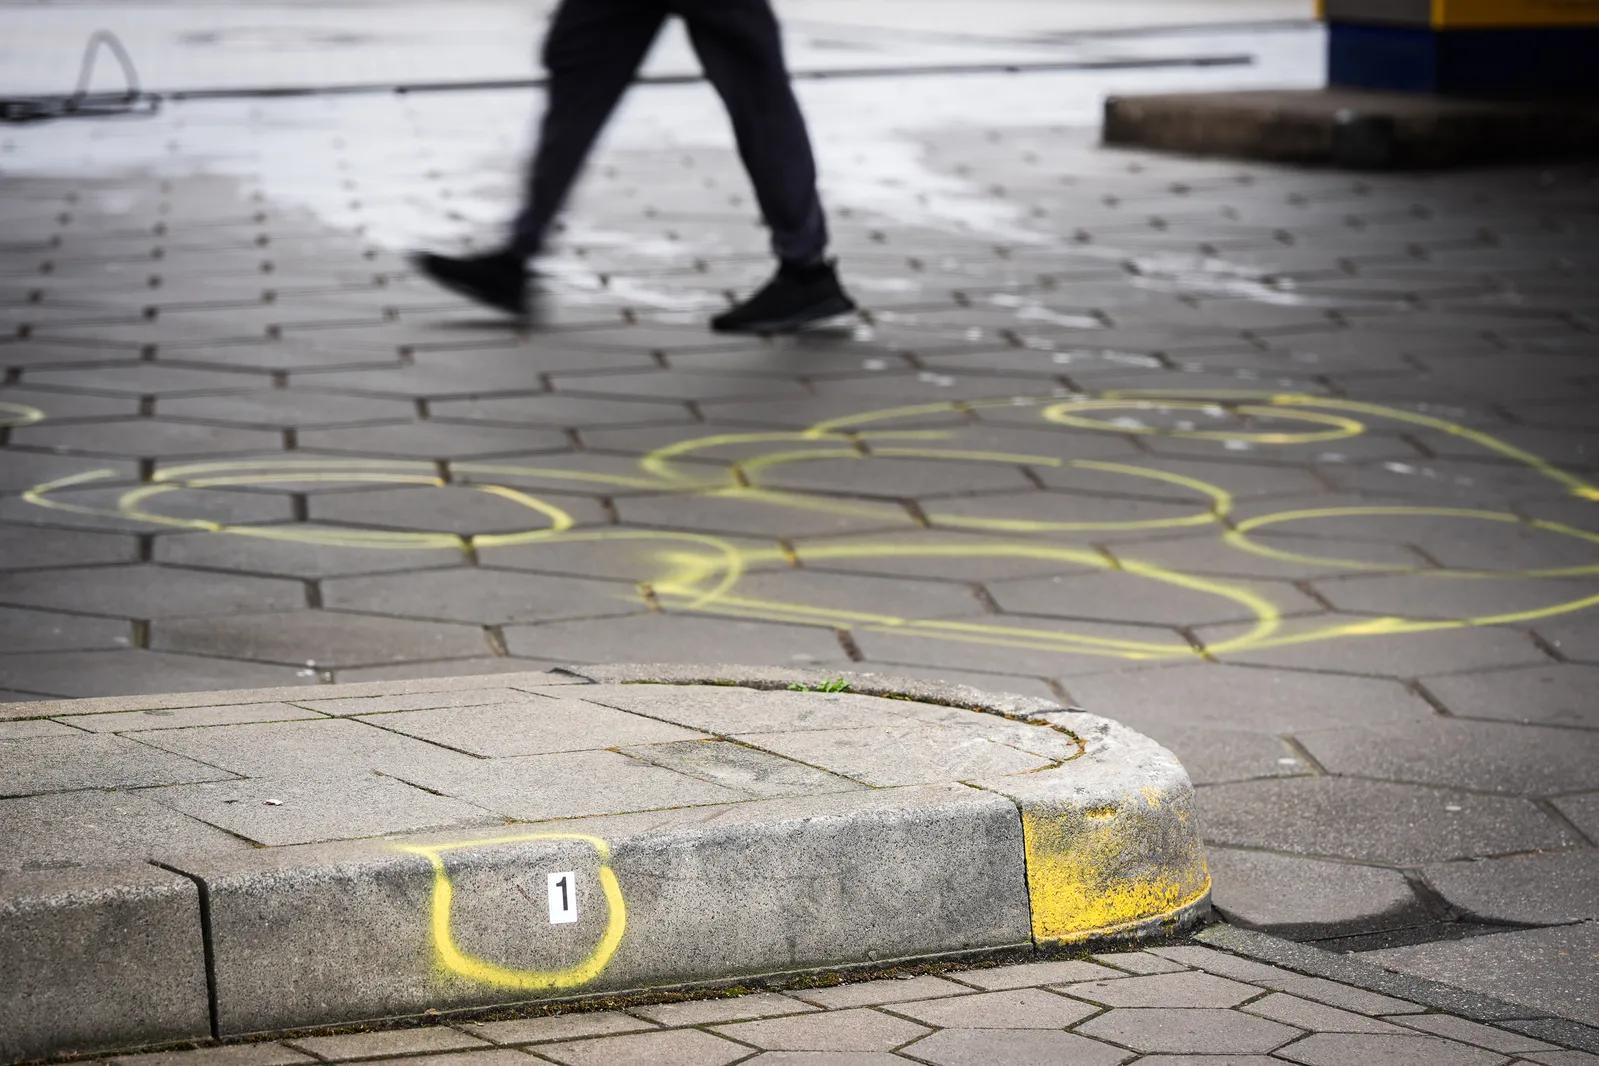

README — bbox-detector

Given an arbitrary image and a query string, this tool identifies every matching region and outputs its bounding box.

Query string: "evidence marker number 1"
[547,871,578,924]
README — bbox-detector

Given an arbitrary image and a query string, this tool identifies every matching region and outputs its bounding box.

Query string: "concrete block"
[0,865,210,1062]
[180,785,1030,1034]
[975,713,1211,945]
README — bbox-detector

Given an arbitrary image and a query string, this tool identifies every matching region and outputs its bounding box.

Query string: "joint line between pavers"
[150,860,222,1041]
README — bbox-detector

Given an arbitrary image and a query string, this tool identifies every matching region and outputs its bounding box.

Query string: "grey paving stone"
[1422,850,1599,924]
[105,1043,315,1066]
[1060,971,1261,1009]
[790,976,970,1010]
[1423,666,1599,730]
[1243,992,1409,1034]
[900,1028,1130,1066]
[401,748,747,820]
[130,717,481,779]
[331,657,565,683]
[1202,623,1551,677]
[460,1010,658,1045]
[297,421,569,459]
[292,686,537,716]
[1553,794,1599,844]
[1076,1008,1298,1054]
[712,1008,930,1051]
[152,610,491,667]
[887,987,1098,1029]
[0,864,210,1062]
[623,739,863,798]
[308,485,607,536]
[287,1026,489,1060]
[1296,719,1599,796]
[362,696,705,757]
[1267,976,1426,1017]
[152,530,466,579]
[0,732,232,796]
[987,570,1318,627]
[150,772,493,845]
[0,789,250,870]
[324,568,642,626]
[0,604,127,655]
[1148,945,1305,985]
[0,648,315,700]
[10,417,284,457]
[953,959,1123,990]
[1065,663,1435,736]
[1206,847,1427,936]
[0,564,305,619]
[567,685,907,734]
[1127,721,1310,786]
[631,992,818,1027]
[1198,778,1578,864]
[0,523,138,569]
[1092,951,1189,975]
[64,701,327,733]
[539,1028,755,1066]
[156,389,415,426]
[1365,923,1599,1025]
[1389,1013,1556,1054]
[503,614,845,665]
[735,1055,907,1066]
[1275,1032,1508,1066]
[0,718,78,739]
[739,721,1049,786]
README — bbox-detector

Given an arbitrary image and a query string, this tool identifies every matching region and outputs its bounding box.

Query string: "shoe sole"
[412,256,528,319]
[712,294,858,335]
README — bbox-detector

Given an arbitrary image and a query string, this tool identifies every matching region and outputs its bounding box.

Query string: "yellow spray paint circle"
[1225,506,1599,578]
[0,401,45,429]
[397,832,627,992]
[1040,399,1364,445]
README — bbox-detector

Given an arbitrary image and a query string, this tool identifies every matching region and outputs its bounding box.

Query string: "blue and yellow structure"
[1319,0,1599,94]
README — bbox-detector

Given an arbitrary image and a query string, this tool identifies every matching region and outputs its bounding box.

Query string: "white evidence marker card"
[548,871,578,925]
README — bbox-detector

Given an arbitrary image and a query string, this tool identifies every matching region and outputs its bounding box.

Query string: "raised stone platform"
[1103,87,1599,168]
[0,665,1210,1063]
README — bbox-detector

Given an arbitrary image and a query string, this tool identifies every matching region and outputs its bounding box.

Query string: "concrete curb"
[0,664,1209,1062]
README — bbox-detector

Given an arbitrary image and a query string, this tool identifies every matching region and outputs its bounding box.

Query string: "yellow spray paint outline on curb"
[396,832,627,991]
[15,389,1599,662]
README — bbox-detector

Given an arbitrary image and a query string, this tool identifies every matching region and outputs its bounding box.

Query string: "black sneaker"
[411,248,529,317]
[711,261,857,334]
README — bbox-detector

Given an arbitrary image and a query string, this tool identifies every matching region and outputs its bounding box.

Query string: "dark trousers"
[511,0,829,265]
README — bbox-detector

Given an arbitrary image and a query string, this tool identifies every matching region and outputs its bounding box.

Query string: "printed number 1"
[548,871,578,924]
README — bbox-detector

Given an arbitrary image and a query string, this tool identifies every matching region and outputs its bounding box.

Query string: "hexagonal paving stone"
[900,1028,1130,1066]
[155,389,416,426]
[710,1008,929,1051]
[152,529,466,578]
[1423,664,1599,729]
[430,393,694,428]
[0,564,304,618]
[1199,618,1551,677]
[1206,847,1426,936]
[926,489,1209,536]
[324,568,644,626]
[1076,1008,1297,1054]
[296,421,568,459]
[0,453,141,495]
[746,455,1034,497]
[0,523,137,569]
[551,369,808,402]
[1199,778,1579,864]
[1276,1032,1513,1066]
[1313,574,1599,622]
[986,570,1318,626]
[0,648,315,700]
[1059,971,1261,1009]
[25,363,275,395]
[1420,849,1599,924]
[615,490,916,539]
[9,418,285,457]
[151,609,491,667]
[503,613,843,664]
[1063,663,1435,735]
[0,605,129,654]
[308,484,607,535]
[1296,718,1599,795]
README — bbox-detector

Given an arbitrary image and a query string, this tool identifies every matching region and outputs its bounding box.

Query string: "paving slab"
[0,666,1209,1057]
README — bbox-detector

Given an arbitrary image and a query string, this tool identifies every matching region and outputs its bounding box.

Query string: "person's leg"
[413,0,665,316]
[510,0,669,255]
[675,0,828,267]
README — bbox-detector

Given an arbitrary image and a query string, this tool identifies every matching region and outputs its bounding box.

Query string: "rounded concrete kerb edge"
[564,662,1213,946]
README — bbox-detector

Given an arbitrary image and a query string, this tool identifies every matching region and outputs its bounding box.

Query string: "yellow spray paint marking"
[1040,399,1365,445]
[0,401,45,429]
[1022,805,1211,943]
[15,387,1598,663]
[396,832,627,991]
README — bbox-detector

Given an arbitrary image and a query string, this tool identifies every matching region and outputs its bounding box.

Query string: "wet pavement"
[2,0,1597,1040]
